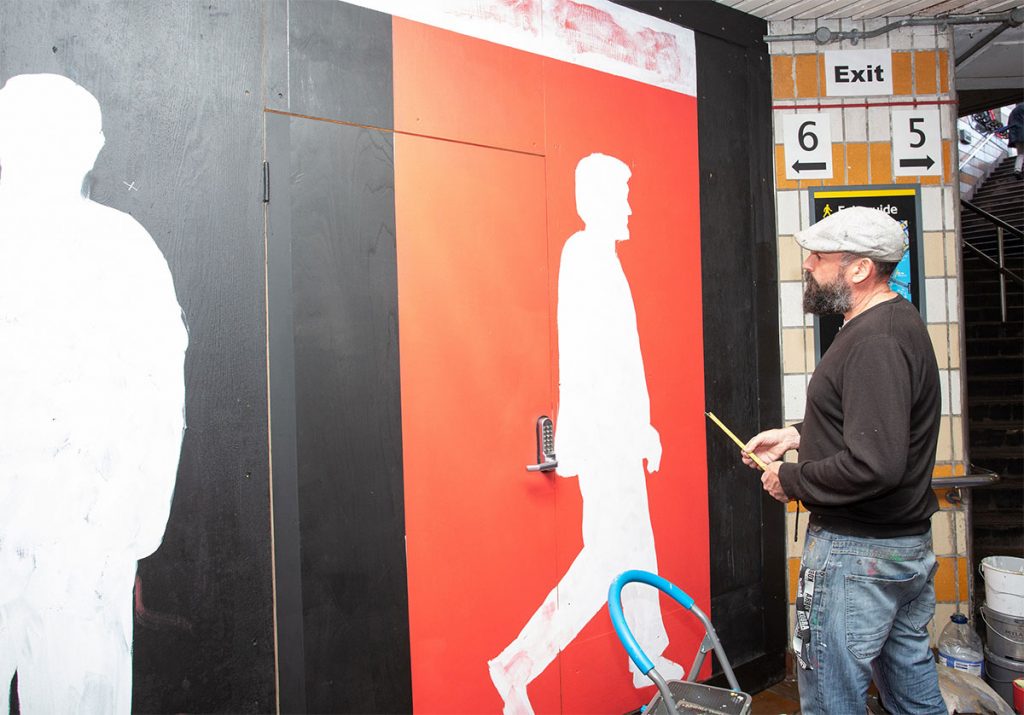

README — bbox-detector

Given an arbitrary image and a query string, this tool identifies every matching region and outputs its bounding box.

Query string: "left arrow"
[898,156,934,169]
[792,160,826,172]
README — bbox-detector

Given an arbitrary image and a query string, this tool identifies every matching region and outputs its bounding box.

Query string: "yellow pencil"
[705,411,769,470]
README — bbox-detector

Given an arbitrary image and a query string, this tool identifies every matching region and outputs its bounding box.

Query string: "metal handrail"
[959,130,1008,172]
[960,199,1024,298]
[961,199,1024,240]
[962,240,1024,286]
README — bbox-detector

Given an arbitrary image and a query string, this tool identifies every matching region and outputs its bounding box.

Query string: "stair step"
[966,337,1024,356]
[965,355,1024,375]
[968,429,1023,449]
[965,322,1024,340]
[967,398,1022,422]
[968,384,1024,399]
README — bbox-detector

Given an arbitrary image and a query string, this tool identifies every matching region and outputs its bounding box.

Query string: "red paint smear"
[552,0,682,81]
[454,0,541,34]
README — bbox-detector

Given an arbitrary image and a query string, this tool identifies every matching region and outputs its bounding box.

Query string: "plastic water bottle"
[937,613,985,676]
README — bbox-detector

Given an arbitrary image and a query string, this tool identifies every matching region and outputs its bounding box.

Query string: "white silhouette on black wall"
[0,73,187,713]
[489,153,680,714]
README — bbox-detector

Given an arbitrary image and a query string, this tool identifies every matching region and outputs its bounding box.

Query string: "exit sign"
[824,49,893,96]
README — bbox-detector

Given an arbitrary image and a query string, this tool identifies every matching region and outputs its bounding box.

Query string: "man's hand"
[742,426,800,470]
[760,461,790,503]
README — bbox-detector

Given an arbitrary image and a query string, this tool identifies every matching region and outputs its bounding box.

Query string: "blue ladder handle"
[608,570,742,693]
[609,570,693,676]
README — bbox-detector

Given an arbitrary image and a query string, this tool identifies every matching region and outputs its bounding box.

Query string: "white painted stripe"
[344,0,696,96]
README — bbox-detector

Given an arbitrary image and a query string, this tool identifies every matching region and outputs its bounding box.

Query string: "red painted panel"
[392,17,545,154]
[542,59,709,714]
[394,133,558,713]
[394,14,708,714]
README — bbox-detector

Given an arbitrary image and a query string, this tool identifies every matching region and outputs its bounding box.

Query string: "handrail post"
[997,227,1007,323]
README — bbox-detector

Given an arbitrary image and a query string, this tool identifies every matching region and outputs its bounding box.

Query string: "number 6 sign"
[783,113,833,180]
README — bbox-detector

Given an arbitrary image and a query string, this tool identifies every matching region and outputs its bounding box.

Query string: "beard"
[803,270,852,315]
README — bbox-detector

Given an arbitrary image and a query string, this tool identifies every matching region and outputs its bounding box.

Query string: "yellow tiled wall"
[769,19,969,647]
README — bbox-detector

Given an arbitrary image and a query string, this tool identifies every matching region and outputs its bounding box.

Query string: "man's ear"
[847,257,873,285]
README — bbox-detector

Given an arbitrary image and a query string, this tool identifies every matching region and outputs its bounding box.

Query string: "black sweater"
[779,296,940,537]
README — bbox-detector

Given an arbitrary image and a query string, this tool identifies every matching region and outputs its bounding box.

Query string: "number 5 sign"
[892,109,942,177]
[783,114,833,180]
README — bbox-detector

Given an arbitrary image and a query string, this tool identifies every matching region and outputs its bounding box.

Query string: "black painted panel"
[266,112,307,715]
[0,1,275,713]
[279,116,412,714]
[288,0,394,128]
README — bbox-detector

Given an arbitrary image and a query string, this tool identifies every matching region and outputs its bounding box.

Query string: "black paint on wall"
[288,0,395,129]
[0,1,276,712]
[267,3,412,713]
[616,0,787,694]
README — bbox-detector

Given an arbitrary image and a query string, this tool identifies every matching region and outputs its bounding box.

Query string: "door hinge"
[262,161,270,203]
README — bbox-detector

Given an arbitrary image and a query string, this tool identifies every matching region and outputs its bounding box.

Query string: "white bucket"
[981,556,1024,618]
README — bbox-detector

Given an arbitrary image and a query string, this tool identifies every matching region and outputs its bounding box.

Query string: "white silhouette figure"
[489,153,680,714]
[0,74,187,714]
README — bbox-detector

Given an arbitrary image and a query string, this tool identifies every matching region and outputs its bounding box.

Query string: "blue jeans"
[794,525,946,714]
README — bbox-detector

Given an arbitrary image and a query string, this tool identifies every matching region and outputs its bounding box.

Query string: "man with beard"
[742,206,945,715]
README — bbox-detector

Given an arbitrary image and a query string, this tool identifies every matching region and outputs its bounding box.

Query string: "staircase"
[961,155,1024,565]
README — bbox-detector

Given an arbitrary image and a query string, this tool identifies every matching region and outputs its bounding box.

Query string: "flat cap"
[794,206,907,262]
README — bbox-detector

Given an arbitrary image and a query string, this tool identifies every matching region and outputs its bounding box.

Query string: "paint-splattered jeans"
[794,524,946,715]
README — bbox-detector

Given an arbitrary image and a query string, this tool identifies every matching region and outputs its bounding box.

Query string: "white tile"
[792,19,817,37]
[837,18,860,50]
[799,189,811,230]
[792,39,817,55]
[939,369,950,415]
[946,278,960,324]
[889,25,914,50]
[784,374,809,421]
[863,18,890,50]
[953,511,967,553]
[773,109,789,144]
[826,107,843,139]
[936,28,951,50]
[942,187,956,232]
[868,106,890,142]
[949,369,961,415]
[768,20,793,55]
[922,187,944,231]
[843,104,867,142]
[938,369,962,416]
[931,511,954,555]
[792,19,819,55]
[940,105,955,140]
[781,282,807,327]
[925,277,948,323]
[912,24,938,50]
[777,190,801,235]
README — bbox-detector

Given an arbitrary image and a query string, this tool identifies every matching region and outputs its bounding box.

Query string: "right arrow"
[899,156,935,169]
[792,160,827,172]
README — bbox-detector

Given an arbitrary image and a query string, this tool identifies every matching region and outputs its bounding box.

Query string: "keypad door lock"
[526,416,558,472]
